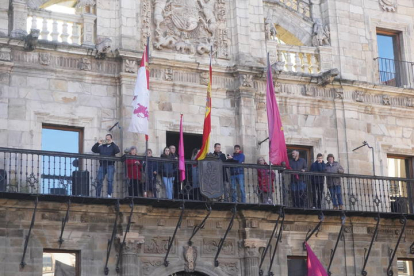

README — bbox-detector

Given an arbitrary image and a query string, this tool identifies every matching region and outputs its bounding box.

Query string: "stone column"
[11,0,27,37]
[82,13,97,47]
[120,235,145,276]
[243,239,266,276]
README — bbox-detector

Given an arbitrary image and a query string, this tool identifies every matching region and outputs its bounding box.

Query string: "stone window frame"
[42,124,84,154]
[287,255,307,276]
[43,249,81,276]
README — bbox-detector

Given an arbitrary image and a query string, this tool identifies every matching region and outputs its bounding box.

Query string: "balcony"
[375,57,414,89]
[0,147,413,216]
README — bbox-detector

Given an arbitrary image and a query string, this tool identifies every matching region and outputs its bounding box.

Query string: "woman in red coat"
[257,157,276,204]
[126,146,142,197]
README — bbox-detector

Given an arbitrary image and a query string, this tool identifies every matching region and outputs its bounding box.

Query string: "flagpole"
[267,52,272,204]
[145,35,150,197]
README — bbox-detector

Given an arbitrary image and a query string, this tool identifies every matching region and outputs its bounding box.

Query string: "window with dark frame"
[387,154,413,214]
[43,249,80,276]
[287,255,307,276]
[397,259,414,276]
[287,145,313,170]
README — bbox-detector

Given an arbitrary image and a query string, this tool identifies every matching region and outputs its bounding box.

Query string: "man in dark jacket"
[325,153,344,210]
[91,134,120,197]
[213,143,230,201]
[227,145,245,203]
[289,150,307,208]
[310,153,325,209]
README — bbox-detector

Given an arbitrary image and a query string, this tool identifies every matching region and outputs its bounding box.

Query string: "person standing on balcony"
[310,153,326,209]
[191,148,200,199]
[213,143,230,201]
[227,145,245,203]
[169,145,179,198]
[325,154,344,210]
[125,146,142,197]
[91,134,120,198]
[161,147,175,199]
[143,148,158,198]
[257,157,276,204]
[289,150,307,208]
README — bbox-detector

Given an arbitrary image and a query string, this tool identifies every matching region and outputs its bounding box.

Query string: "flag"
[305,242,328,276]
[195,51,212,160]
[179,114,186,182]
[266,53,290,167]
[128,43,150,137]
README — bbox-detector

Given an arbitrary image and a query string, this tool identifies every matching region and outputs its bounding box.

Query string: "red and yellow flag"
[196,53,212,160]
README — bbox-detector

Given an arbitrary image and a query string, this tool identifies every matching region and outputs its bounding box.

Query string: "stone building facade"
[0,0,414,275]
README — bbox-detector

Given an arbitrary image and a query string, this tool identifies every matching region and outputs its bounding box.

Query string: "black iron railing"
[0,147,413,214]
[375,57,414,89]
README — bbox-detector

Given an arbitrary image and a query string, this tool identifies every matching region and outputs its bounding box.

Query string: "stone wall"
[0,199,413,276]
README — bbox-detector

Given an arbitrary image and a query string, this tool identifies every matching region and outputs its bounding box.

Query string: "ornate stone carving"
[183,245,197,272]
[157,219,166,226]
[80,58,91,71]
[27,0,49,9]
[271,61,285,75]
[141,259,163,276]
[216,221,223,228]
[140,0,151,50]
[125,60,137,73]
[152,0,229,58]
[335,89,344,99]
[0,48,12,62]
[382,95,391,105]
[354,91,365,102]
[241,74,253,88]
[407,98,413,107]
[312,19,330,46]
[203,238,234,255]
[39,53,50,65]
[165,68,173,81]
[95,37,112,59]
[317,68,339,86]
[123,237,145,254]
[379,0,396,12]
[264,17,277,41]
[24,29,40,51]
[144,237,175,254]
[200,71,210,86]
[76,0,96,8]
[219,261,239,276]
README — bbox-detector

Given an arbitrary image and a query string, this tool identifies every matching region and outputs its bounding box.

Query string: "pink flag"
[179,114,186,182]
[305,242,328,276]
[266,54,290,168]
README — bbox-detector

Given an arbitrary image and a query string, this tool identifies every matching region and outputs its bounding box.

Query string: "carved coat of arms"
[198,155,224,198]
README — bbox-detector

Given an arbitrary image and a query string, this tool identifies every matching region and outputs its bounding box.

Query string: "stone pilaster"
[11,0,27,36]
[120,235,145,276]
[82,13,97,47]
[243,238,266,276]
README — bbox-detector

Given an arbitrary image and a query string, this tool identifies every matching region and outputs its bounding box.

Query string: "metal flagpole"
[145,36,150,197]
[267,52,272,204]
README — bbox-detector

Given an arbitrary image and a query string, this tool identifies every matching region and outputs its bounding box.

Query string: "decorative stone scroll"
[151,0,230,58]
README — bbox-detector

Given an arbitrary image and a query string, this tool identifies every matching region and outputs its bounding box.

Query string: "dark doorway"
[166,131,203,160]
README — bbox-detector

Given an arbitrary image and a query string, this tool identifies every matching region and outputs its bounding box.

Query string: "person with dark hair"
[310,153,325,209]
[143,148,158,198]
[161,147,175,199]
[169,145,180,198]
[213,143,226,162]
[325,153,344,210]
[125,146,142,197]
[257,157,275,204]
[227,145,246,203]
[92,134,120,197]
[289,150,307,208]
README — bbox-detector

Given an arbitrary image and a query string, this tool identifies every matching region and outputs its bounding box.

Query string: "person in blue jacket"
[227,145,246,203]
[91,134,120,198]
[310,153,325,209]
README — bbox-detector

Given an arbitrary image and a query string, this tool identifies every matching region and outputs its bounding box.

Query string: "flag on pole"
[305,242,328,276]
[179,114,186,182]
[195,50,212,160]
[266,53,290,167]
[128,43,150,137]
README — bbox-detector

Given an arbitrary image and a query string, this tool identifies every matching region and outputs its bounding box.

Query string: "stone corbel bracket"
[316,68,339,86]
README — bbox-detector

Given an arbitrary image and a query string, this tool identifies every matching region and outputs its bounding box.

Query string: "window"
[41,125,84,195]
[43,250,80,276]
[288,256,307,276]
[376,29,406,87]
[287,145,313,170]
[166,131,203,160]
[387,155,412,213]
[397,259,414,276]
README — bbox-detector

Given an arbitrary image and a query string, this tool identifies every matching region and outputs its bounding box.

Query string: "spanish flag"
[196,52,212,160]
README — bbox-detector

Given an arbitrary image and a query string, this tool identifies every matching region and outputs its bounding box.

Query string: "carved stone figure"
[24,29,40,51]
[264,17,277,40]
[312,19,330,46]
[39,53,50,65]
[317,68,339,86]
[125,60,137,73]
[95,37,112,59]
[379,0,396,12]
[354,91,365,102]
[165,68,173,81]
[151,0,229,57]
[183,245,197,272]
[200,72,209,86]
[382,95,391,105]
[80,58,91,71]
[271,61,285,74]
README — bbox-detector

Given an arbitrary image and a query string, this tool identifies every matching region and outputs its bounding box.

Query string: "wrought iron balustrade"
[0,147,413,215]
[375,57,414,89]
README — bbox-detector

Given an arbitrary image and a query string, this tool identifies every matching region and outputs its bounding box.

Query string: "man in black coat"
[91,134,120,197]
[310,153,325,209]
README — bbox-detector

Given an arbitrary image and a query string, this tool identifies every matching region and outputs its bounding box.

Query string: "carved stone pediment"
[150,0,230,58]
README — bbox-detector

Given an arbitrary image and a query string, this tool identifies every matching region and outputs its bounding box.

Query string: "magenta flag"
[266,54,290,167]
[179,114,186,182]
[305,243,328,276]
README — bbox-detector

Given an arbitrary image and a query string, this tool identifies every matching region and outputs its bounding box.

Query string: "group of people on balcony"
[91,134,345,210]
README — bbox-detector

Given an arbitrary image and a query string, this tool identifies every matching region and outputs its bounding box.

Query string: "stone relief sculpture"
[151,0,229,58]
[312,19,330,46]
[379,0,396,12]
[264,17,277,40]
[95,37,112,59]
[24,29,40,51]
[183,245,197,272]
